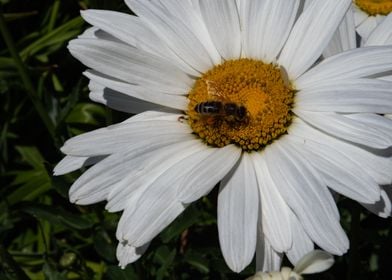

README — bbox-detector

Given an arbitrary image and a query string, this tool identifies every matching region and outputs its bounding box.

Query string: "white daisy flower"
[324,4,392,57]
[352,0,392,40]
[55,0,392,273]
[247,250,334,280]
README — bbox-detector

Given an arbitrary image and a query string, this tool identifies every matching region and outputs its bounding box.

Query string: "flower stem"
[0,11,57,142]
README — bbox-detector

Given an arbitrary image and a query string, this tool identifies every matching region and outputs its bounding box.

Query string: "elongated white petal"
[294,250,334,275]
[252,153,292,253]
[81,10,165,55]
[323,6,356,57]
[85,70,188,110]
[290,118,392,185]
[365,13,392,46]
[200,0,241,59]
[286,211,314,266]
[294,110,391,149]
[116,144,237,247]
[296,46,392,89]
[287,134,380,204]
[362,187,392,218]
[54,155,104,176]
[117,242,149,268]
[278,0,351,79]
[177,145,241,204]
[345,114,392,136]
[353,5,368,27]
[78,26,119,41]
[239,0,299,62]
[118,188,186,247]
[106,140,204,213]
[88,80,180,114]
[265,139,348,254]
[296,78,392,114]
[218,154,258,273]
[357,16,380,41]
[256,231,282,272]
[68,138,188,205]
[156,0,222,64]
[81,13,199,76]
[68,39,192,94]
[126,0,220,73]
[61,112,193,156]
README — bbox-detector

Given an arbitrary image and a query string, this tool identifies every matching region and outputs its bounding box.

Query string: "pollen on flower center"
[187,59,295,152]
[355,0,392,16]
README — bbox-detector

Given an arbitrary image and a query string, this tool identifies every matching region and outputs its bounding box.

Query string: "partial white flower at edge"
[324,6,392,127]
[247,250,334,280]
[54,0,392,273]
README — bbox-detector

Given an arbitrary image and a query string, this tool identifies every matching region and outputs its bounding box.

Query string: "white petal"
[357,16,379,41]
[78,26,121,42]
[296,46,392,89]
[126,0,220,73]
[239,0,300,62]
[295,78,392,114]
[118,186,185,247]
[54,155,104,175]
[177,145,241,204]
[365,13,392,46]
[362,187,392,218]
[294,110,391,149]
[116,242,149,268]
[68,138,189,205]
[252,153,292,253]
[353,5,368,27]
[293,250,334,275]
[218,154,258,273]
[105,140,205,213]
[85,70,188,110]
[265,139,348,255]
[83,14,199,76]
[278,0,351,79]
[61,112,193,156]
[323,6,356,58]
[116,144,237,247]
[156,0,222,64]
[289,118,392,185]
[256,231,282,272]
[68,39,192,94]
[199,0,241,59]
[287,133,380,204]
[345,114,392,136]
[88,80,180,114]
[81,10,164,54]
[286,211,314,266]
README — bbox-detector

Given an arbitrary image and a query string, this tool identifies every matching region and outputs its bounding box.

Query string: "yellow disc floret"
[355,0,392,16]
[187,59,295,152]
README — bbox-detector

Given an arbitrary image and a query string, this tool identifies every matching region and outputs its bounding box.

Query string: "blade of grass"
[48,0,60,32]
[0,11,57,144]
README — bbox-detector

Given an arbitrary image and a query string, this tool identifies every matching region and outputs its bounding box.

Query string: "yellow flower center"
[187,59,295,152]
[355,0,392,16]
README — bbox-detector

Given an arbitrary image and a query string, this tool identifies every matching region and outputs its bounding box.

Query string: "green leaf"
[154,246,176,280]
[105,265,138,280]
[160,205,202,243]
[42,262,67,280]
[93,229,116,263]
[15,146,45,169]
[65,103,106,125]
[21,204,94,230]
[184,250,210,274]
[20,17,84,60]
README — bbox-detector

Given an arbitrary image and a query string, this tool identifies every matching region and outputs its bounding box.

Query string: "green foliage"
[0,0,391,279]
